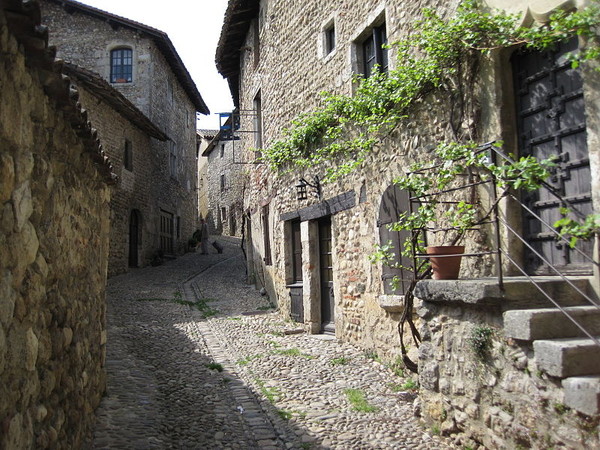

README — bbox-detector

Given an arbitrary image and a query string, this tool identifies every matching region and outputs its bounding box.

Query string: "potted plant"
[387,141,555,280]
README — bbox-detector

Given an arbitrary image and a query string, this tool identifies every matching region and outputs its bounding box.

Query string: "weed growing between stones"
[236,354,263,366]
[254,378,280,404]
[135,291,219,318]
[363,350,381,363]
[469,325,494,360]
[273,348,314,359]
[205,362,223,372]
[400,378,418,391]
[276,409,293,420]
[344,388,379,413]
[330,356,350,365]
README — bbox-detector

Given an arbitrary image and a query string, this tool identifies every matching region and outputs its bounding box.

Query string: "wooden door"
[512,37,593,274]
[319,217,335,334]
[289,220,304,323]
[378,185,412,294]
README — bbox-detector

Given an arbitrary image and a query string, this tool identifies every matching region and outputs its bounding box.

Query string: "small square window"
[325,24,335,55]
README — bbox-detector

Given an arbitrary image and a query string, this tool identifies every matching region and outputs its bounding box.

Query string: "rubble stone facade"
[217,0,600,447]
[41,0,208,275]
[201,133,246,237]
[0,2,113,447]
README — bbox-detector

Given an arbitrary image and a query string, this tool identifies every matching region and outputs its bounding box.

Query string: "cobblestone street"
[89,237,455,449]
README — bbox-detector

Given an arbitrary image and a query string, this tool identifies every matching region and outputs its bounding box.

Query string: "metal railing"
[409,141,600,346]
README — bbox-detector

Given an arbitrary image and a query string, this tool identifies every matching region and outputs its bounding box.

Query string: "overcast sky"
[75,0,234,131]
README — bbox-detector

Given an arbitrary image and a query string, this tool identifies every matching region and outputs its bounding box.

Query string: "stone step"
[562,376,600,416]
[533,337,600,378]
[504,306,600,341]
[501,277,597,309]
[414,276,597,310]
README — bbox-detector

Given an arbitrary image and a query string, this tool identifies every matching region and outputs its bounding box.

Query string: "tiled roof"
[2,0,117,184]
[64,63,169,141]
[45,0,210,114]
[197,129,220,139]
[215,0,260,106]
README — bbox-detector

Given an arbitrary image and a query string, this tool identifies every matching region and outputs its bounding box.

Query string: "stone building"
[217,0,600,447]
[197,129,218,230]
[200,126,246,237]
[1,1,115,447]
[40,0,209,275]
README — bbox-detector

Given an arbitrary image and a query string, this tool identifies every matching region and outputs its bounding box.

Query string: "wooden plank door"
[512,37,593,274]
[319,217,335,334]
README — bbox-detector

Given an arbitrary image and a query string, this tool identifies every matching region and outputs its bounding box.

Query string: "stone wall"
[415,294,600,449]
[203,138,246,237]
[0,2,113,447]
[73,88,157,276]
[41,0,200,263]
[234,0,469,363]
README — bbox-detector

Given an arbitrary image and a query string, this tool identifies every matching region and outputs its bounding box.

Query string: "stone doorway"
[318,216,335,334]
[512,36,593,275]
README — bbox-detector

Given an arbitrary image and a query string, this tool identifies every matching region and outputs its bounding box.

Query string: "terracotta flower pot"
[426,245,465,280]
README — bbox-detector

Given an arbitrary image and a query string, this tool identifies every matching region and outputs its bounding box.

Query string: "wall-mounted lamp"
[296,176,321,201]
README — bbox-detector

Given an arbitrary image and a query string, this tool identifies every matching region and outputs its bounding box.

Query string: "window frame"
[324,22,336,56]
[123,139,133,172]
[361,23,388,78]
[110,47,133,84]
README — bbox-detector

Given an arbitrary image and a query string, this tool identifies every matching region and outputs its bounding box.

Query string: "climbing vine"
[260,0,600,181]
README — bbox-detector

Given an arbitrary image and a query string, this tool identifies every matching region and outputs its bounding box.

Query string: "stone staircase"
[503,277,600,416]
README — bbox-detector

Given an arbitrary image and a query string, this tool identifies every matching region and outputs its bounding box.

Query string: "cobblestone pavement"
[89,237,456,449]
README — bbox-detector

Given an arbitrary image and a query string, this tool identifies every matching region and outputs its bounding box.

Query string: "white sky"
[75,0,234,131]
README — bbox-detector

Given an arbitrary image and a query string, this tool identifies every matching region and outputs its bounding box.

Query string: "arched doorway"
[129,209,141,267]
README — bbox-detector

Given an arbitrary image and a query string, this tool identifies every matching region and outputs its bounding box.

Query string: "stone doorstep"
[533,337,600,378]
[562,375,600,416]
[414,276,595,309]
[503,306,600,341]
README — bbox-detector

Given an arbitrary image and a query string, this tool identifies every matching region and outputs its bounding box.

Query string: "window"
[220,174,226,192]
[253,18,260,68]
[262,204,272,265]
[123,139,133,171]
[221,207,227,222]
[253,91,263,154]
[378,185,412,295]
[324,23,336,55]
[159,209,174,254]
[220,143,225,158]
[169,142,177,178]
[291,220,302,282]
[361,23,387,77]
[110,48,133,83]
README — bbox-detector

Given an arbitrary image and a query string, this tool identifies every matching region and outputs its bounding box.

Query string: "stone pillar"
[302,220,321,333]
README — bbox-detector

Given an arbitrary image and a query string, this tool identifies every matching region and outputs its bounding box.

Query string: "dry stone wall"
[0,2,112,448]
[416,298,600,449]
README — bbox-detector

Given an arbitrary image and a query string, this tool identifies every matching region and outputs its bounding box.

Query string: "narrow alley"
[90,237,455,449]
